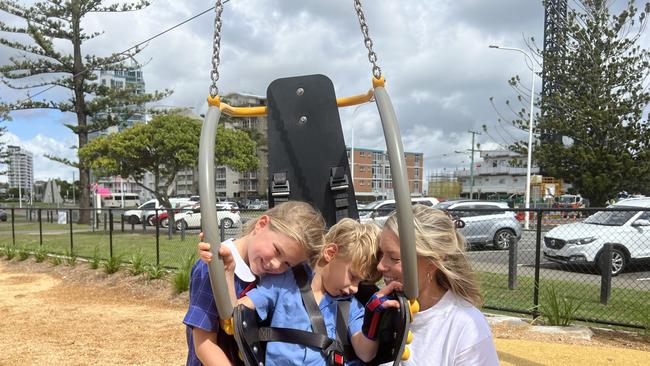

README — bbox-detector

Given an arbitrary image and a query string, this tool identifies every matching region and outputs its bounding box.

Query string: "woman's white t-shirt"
[384,291,499,366]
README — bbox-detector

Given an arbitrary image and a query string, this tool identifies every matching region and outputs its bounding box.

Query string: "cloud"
[0,132,78,183]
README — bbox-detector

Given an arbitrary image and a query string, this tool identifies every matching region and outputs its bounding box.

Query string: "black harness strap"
[329,166,351,223]
[336,300,354,359]
[258,327,331,349]
[292,265,330,341]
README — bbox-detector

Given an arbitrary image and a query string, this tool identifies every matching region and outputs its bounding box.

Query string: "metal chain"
[209,0,224,98]
[353,0,382,79]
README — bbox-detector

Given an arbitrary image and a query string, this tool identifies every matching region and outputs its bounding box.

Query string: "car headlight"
[566,237,597,245]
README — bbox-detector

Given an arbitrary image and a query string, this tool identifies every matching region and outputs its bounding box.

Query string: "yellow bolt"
[401,346,410,360]
[406,330,413,344]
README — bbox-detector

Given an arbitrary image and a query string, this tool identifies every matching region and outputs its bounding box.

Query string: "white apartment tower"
[7,145,34,193]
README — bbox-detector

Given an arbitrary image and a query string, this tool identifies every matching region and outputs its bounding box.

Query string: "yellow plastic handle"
[207,77,383,117]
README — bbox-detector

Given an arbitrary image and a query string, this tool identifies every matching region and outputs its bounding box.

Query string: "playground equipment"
[198,1,419,365]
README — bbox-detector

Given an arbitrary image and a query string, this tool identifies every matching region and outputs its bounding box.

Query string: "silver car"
[434,200,522,250]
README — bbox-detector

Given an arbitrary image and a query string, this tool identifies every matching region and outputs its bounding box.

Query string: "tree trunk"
[72,3,90,224]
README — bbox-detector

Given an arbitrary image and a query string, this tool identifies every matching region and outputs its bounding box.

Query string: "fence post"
[508,234,518,290]
[109,209,114,258]
[38,209,43,246]
[220,217,225,242]
[141,213,146,232]
[103,212,107,231]
[180,222,185,241]
[532,209,543,320]
[155,209,160,266]
[600,243,613,305]
[69,209,74,255]
[11,208,15,246]
[121,212,125,232]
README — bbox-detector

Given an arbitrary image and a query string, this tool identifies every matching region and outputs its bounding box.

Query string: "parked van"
[101,193,140,208]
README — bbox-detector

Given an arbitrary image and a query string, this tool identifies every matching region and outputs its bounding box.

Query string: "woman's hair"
[242,201,326,267]
[325,218,381,282]
[384,204,483,307]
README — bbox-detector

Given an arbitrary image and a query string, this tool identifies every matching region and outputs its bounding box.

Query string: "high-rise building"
[347,147,424,201]
[7,145,34,194]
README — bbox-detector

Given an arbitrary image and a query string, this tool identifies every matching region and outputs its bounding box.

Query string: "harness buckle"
[327,349,346,366]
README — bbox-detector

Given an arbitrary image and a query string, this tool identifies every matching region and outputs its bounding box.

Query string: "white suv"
[434,200,522,250]
[543,197,650,275]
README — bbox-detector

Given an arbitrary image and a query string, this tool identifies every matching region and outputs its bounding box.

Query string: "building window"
[499,178,506,184]
[415,155,420,164]
[372,180,382,189]
[414,181,420,190]
[414,167,419,179]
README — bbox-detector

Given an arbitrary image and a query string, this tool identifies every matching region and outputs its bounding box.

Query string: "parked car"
[123,198,192,225]
[0,209,7,222]
[543,197,650,275]
[174,203,242,230]
[359,197,440,226]
[434,200,522,250]
[246,200,269,210]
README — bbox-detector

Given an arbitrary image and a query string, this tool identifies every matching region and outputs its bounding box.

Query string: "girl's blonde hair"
[243,201,326,267]
[325,218,381,282]
[384,205,483,307]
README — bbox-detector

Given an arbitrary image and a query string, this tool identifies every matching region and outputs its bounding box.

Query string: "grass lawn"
[1,230,198,269]
[479,271,650,328]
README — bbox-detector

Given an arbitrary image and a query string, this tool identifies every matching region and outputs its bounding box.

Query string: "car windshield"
[558,196,576,203]
[584,207,638,226]
[434,202,455,210]
[363,201,385,210]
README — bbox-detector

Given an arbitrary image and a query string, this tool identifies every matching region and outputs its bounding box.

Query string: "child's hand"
[197,232,212,263]
[197,232,235,274]
[372,281,403,309]
[361,281,403,341]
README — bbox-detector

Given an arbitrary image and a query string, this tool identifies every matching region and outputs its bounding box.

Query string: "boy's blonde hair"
[243,201,326,267]
[325,218,381,282]
[384,205,483,307]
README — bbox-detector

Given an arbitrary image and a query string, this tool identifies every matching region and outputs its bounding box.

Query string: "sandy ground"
[1,259,649,365]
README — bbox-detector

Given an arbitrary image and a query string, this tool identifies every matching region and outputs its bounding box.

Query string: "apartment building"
[454,149,540,199]
[7,145,34,194]
[347,147,424,201]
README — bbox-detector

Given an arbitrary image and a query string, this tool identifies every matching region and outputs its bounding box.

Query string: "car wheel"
[146,215,156,226]
[221,218,234,229]
[127,215,140,225]
[176,220,187,231]
[160,218,169,228]
[599,248,627,276]
[493,229,515,250]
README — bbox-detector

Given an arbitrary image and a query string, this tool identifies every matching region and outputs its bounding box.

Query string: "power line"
[13,1,232,103]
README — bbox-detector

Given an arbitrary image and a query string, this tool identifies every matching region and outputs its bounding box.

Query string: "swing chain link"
[353,0,382,79]
[210,0,224,98]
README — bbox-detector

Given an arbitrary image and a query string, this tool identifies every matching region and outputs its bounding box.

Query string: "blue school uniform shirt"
[247,264,365,366]
[183,239,256,366]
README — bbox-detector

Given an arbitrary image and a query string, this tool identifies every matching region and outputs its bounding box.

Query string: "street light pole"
[489,45,536,230]
[16,153,23,209]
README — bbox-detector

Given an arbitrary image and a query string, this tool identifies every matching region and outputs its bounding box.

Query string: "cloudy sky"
[0,0,647,184]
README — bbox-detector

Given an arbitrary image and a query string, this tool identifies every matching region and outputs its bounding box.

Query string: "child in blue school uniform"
[217,218,392,365]
[184,201,326,366]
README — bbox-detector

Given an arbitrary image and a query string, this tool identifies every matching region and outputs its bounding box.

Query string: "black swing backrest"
[266,74,358,227]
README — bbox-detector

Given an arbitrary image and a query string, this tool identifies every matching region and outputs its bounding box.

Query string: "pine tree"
[0,0,171,222]
[502,0,650,206]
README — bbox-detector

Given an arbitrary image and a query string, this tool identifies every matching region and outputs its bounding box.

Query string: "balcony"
[455,166,539,177]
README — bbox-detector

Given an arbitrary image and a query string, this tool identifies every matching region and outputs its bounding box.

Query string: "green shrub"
[64,250,77,266]
[145,263,166,280]
[34,247,48,263]
[5,246,17,260]
[0,246,5,259]
[17,247,29,261]
[50,255,62,266]
[129,251,146,275]
[171,253,196,294]
[103,255,123,274]
[89,246,101,269]
[535,285,582,326]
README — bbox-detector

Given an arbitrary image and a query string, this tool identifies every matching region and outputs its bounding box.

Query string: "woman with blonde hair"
[367,204,499,365]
